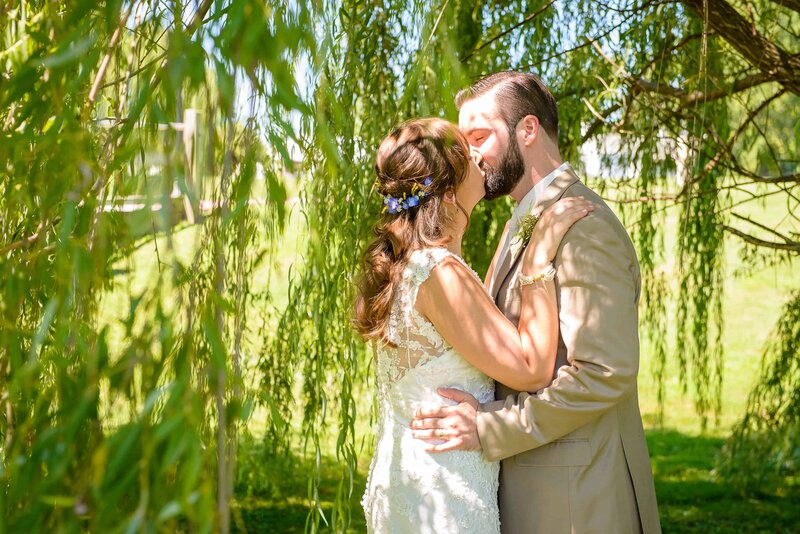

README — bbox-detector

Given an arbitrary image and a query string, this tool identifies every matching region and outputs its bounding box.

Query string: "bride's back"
[362,246,499,534]
[376,247,494,414]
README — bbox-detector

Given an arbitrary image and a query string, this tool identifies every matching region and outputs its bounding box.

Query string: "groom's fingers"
[425,438,464,453]
[413,405,450,420]
[437,388,479,409]
[437,388,470,403]
[410,416,447,429]
[411,429,449,440]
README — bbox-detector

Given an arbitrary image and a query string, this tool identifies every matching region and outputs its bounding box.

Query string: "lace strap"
[383,248,446,340]
[404,247,452,285]
[410,248,481,283]
[400,247,471,313]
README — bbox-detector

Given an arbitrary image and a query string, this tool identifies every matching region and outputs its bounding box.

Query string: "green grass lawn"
[98,181,799,532]
[646,429,799,533]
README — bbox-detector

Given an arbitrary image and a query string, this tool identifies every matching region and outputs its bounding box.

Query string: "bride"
[353,117,593,533]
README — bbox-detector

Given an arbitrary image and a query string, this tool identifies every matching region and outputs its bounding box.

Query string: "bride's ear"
[443,190,456,204]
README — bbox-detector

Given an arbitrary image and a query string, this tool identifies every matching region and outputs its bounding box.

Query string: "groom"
[411,71,661,533]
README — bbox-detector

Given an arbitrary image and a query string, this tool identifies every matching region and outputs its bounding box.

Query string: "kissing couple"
[354,71,661,533]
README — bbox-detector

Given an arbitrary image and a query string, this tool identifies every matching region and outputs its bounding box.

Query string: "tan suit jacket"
[477,167,661,533]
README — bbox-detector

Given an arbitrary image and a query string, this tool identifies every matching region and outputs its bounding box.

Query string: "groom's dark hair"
[455,71,559,142]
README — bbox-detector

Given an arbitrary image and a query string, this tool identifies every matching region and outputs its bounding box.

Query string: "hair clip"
[382,176,433,214]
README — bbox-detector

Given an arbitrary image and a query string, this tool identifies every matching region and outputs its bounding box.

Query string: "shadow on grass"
[231,437,367,534]
[232,430,798,533]
[647,429,800,533]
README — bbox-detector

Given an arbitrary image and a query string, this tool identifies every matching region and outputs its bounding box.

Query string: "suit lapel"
[490,167,581,301]
[489,243,511,302]
[488,229,514,299]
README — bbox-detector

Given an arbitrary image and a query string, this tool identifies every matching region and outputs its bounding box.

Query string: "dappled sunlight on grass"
[647,429,799,532]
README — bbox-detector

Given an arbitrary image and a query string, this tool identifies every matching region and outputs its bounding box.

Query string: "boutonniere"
[512,213,540,246]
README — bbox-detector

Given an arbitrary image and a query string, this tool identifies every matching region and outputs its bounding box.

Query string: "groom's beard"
[482,139,525,200]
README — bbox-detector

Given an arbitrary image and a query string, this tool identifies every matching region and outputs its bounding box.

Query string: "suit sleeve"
[476,212,641,461]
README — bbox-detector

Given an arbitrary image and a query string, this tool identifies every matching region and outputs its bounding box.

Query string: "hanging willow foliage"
[719,291,800,490]
[1,1,311,531]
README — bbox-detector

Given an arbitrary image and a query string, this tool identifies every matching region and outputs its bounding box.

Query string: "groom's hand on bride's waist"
[410,388,481,453]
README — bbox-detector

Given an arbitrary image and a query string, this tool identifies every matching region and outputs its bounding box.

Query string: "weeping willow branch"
[461,0,555,62]
[99,52,167,91]
[721,224,800,252]
[606,194,678,204]
[773,0,800,16]
[513,8,644,74]
[85,5,132,115]
[630,71,773,105]
[724,167,800,185]
[681,0,800,95]
[580,102,623,143]
[676,88,788,196]
[215,110,235,534]
[0,223,45,255]
[636,31,710,74]
[1,2,312,532]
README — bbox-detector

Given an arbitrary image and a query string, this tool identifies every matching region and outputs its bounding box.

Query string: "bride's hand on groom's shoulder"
[409,388,481,453]
[527,196,594,268]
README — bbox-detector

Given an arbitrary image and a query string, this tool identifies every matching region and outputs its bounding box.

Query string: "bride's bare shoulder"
[415,256,486,314]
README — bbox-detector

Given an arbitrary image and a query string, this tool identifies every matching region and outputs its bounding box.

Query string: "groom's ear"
[521,115,539,147]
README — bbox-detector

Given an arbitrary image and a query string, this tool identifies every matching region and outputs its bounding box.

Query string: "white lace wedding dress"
[361,247,500,533]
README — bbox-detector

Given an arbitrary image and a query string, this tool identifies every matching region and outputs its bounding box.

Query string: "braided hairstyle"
[353,118,470,343]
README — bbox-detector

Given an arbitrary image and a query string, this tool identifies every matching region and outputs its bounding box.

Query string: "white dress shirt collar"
[510,161,572,230]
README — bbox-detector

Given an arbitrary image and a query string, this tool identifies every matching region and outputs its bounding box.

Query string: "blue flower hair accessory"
[382,176,433,215]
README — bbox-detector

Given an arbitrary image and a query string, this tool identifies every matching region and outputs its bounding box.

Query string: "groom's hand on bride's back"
[410,388,481,452]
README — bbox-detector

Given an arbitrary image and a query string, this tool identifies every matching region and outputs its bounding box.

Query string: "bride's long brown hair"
[353,118,471,344]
